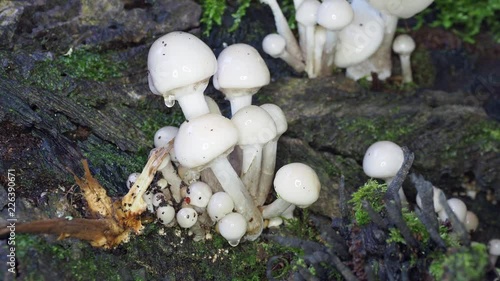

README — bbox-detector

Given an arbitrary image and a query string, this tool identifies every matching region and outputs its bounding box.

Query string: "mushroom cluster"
[136,31,321,246]
[260,0,431,82]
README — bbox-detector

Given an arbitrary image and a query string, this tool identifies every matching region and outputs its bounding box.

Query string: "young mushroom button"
[147,31,217,120]
[174,113,264,240]
[213,44,270,116]
[262,163,321,219]
[218,212,247,247]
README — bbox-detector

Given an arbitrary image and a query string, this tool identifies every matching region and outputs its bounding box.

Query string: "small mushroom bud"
[186,181,213,208]
[176,207,198,228]
[218,212,247,247]
[207,192,235,223]
[156,205,175,226]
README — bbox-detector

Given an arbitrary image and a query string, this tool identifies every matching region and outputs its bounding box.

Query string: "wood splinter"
[0,144,172,249]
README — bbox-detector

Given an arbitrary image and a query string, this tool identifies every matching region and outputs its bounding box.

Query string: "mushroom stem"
[261,0,304,62]
[159,159,182,203]
[228,94,253,116]
[241,144,263,201]
[171,81,211,120]
[304,25,316,78]
[322,30,338,75]
[209,157,263,240]
[256,140,278,206]
[399,54,413,83]
[314,26,327,77]
[261,198,292,219]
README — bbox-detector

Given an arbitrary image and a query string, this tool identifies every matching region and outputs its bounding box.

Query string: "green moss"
[411,47,436,88]
[429,242,489,281]
[16,234,123,281]
[416,0,500,43]
[349,179,387,225]
[59,49,127,81]
[338,115,416,146]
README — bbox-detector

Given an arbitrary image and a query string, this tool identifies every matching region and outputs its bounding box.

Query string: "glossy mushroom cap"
[186,181,213,208]
[392,34,416,55]
[231,105,277,146]
[260,103,288,137]
[296,0,321,27]
[218,212,247,247]
[274,163,321,208]
[362,141,404,180]
[176,207,198,228]
[147,31,217,96]
[207,192,235,222]
[262,34,286,58]
[154,126,179,148]
[174,113,238,170]
[317,0,354,31]
[213,44,270,96]
[156,205,175,225]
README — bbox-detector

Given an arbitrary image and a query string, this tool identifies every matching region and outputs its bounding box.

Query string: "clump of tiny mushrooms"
[142,31,321,246]
[260,0,431,82]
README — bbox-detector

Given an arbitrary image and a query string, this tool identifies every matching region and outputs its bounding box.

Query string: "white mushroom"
[295,0,321,78]
[262,33,305,73]
[147,31,216,120]
[261,163,321,219]
[362,140,407,202]
[260,0,304,63]
[316,0,354,75]
[207,192,235,223]
[416,186,444,213]
[334,0,384,68]
[255,103,288,206]
[126,172,140,189]
[392,34,416,83]
[217,212,247,247]
[156,205,175,226]
[231,105,277,201]
[176,207,198,228]
[464,211,479,232]
[174,113,264,240]
[438,198,467,223]
[213,44,270,116]
[186,181,213,208]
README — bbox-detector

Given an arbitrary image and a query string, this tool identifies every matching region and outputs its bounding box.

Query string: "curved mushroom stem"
[279,51,306,73]
[209,156,263,240]
[261,198,292,219]
[240,144,263,202]
[256,140,278,206]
